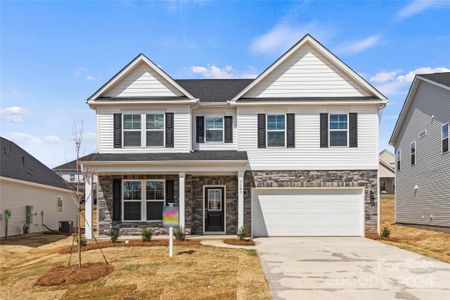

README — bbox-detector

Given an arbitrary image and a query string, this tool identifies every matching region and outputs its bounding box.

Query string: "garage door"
[252,188,364,237]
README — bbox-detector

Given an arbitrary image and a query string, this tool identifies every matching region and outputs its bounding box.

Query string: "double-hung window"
[146,180,165,221]
[411,141,416,165]
[205,116,224,142]
[123,181,142,221]
[146,114,164,146]
[396,150,401,171]
[123,114,141,147]
[329,114,348,147]
[69,173,75,182]
[267,114,285,147]
[442,123,449,153]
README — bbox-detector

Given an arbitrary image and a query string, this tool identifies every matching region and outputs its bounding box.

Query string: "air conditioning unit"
[59,221,74,234]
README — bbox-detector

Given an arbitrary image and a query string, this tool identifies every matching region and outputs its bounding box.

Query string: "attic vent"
[418,130,427,139]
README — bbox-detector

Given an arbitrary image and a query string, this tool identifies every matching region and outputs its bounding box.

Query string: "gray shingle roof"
[0,137,70,190]
[175,79,253,102]
[418,72,450,88]
[53,153,95,171]
[81,151,248,162]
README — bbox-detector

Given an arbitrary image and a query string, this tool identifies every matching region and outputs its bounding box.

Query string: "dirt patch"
[35,262,113,286]
[223,239,255,246]
[59,239,201,254]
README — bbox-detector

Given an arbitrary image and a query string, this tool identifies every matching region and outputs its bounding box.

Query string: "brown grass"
[0,237,270,299]
[35,262,113,286]
[379,194,450,264]
[223,239,256,246]
[59,239,201,254]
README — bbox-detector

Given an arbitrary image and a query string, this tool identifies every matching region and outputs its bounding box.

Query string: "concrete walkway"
[201,239,256,249]
[255,237,450,300]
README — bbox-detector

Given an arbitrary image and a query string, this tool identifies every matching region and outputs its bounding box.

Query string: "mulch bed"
[35,262,113,286]
[223,239,255,246]
[367,234,400,243]
[59,239,201,254]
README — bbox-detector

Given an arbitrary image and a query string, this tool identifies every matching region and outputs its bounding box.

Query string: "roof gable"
[88,54,195,101]
[232,34,386,101]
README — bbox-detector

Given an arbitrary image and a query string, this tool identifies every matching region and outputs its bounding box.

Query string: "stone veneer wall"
[97,174,181,236]
[243,170,378,236]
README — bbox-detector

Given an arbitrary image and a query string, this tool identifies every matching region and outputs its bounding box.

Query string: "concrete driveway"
[255,237,450,300]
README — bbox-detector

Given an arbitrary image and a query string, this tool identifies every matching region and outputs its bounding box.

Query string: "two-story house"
[81,35,387,239]
[390,72,450,229]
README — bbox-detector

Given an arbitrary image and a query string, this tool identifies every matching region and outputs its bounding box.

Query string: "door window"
[207,189,222,211]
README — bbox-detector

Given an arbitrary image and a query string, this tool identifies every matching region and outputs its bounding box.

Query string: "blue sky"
[1,0,450,167]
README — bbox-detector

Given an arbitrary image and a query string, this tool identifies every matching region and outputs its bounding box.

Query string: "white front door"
[252,188,364,237]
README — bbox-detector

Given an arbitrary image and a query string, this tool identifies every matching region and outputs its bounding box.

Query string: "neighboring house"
[0,137,77,238]
[379,149,395,194]
[390,72,450,228]
[81,34,387,239]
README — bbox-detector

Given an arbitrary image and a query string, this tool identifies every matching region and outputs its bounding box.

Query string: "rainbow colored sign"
[163,206,179,228]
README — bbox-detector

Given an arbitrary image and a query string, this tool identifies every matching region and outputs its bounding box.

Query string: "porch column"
[179,172,185,228]
[238,171,244,229]
[84,173,93,239]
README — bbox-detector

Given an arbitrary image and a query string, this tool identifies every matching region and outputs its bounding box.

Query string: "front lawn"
[380,194,450,264]
[0,236,270,299]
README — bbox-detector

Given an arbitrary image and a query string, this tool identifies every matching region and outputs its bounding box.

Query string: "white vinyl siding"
[237,105,379,170]
[103,62,182,98]
[394,80,450,227]
[243,45,370,98]
[0,179,77,238]
[96,105,191,153]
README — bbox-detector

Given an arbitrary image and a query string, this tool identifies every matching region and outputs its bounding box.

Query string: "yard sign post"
[163,205,179,257]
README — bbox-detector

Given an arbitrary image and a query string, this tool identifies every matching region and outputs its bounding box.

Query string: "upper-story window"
[123,114,141,147]
[442,123,449,153]
[396,150,401,171]
[205,116,224,142]
[146,114,164,146]
[267,114,285,147]
[329,114,348,147]
[411,141,416,165]
[69,173,75,182]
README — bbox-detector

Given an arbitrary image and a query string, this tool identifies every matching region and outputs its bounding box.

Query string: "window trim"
[266,113,287,148]
[145,113,165,147]
[204,116,224,143]
[396,149,401,172]
[328,113,349,147]
[122,179,143,222]
[145,179,166,222]
[442,123,449,154]
[57,196,63,213]
[410,140,416,166]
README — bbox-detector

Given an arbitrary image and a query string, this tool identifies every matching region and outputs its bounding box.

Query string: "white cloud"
[190,65,257,79]
[250,21,330,55]
[396,0,447,20]
[5,132,42,145]
[0,106,31,123]
[371,66,450,96]
[45,135,61,144]
[336,35,381,55]
[73,67,88,76]
[86,75,96,81]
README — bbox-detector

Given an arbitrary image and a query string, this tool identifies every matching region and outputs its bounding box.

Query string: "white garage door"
[252,188,364,237]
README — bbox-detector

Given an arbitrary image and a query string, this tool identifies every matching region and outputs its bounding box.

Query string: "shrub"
[237,225,248,241]
[382,226,391,238]
[142,228,152,242]
[174,227,185,241]
[23,223,30,234]
[77,235,87,247]
[108,228,120,243]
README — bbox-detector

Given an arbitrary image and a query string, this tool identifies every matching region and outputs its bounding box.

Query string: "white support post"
[85,174,93,239]
[238,171,244,229]
[179,172,185,228]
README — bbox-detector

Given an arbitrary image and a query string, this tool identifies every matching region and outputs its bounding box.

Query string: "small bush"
[382,226,391,238]
[174,227,185,241]
[237,225,248,241]
[77,235,87,247]
[142,228,152,242]
[108,228,120,243]
[23,223,30,234]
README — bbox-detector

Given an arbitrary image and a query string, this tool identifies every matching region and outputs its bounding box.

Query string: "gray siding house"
[390,73,450,228]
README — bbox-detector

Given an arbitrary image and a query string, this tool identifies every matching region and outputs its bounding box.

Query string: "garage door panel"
[252,189,364,237]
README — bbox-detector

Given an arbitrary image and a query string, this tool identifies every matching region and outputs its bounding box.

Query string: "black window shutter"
[320,113,328,148]
[257,114,266,148]
[224,116,233,143]
[287,113,295,148]
[113,113,122,148]
[166,180,174,204]
[165,113,174,148]
[112,179,121,221]
[196,116,204,143]
[349,113,358,148]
